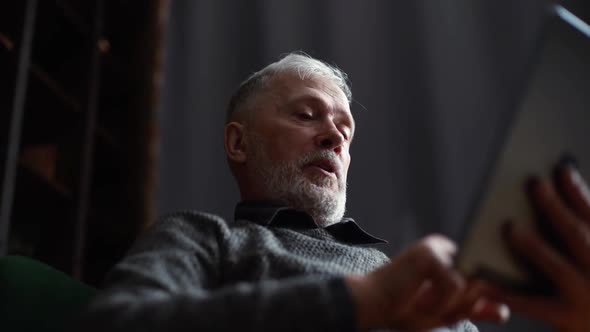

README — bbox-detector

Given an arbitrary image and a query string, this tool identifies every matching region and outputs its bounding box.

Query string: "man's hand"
[484,160,590,332]
[346,235,509,331]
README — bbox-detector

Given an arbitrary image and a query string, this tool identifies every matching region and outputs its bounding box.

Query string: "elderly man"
[81,53,510,332]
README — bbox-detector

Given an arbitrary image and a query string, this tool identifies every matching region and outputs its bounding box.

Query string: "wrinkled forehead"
[269,72,351,112]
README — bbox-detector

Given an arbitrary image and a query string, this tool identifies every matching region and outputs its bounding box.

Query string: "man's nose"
[314,123,344,154]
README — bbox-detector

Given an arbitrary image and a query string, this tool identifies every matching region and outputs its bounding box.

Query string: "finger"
[383,237,466,331]
[507,222,586,298]
[404,237,465,318]
[414,269,466,318]
[465,281,511,323]
[385,248,444,319]
[406,283,467,331]
[441,281,491,323]
[533,178,590,273]
[556,163,590,222]
[411,281,438,312]
[418,236,465,310]
[422,234,457,266]
[470,298,511,324]
[391,282,449,331]
[479,282,562,327]
[435,270,468,315]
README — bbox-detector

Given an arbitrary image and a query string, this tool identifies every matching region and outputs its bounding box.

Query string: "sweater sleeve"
[76,212,358,332]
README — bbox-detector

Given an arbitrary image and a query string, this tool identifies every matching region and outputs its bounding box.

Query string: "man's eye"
[296,112,313,120]
[340,130,350,141]
[340,127,352,141]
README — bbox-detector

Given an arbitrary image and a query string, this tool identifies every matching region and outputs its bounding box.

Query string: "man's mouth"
[306,159,338,178]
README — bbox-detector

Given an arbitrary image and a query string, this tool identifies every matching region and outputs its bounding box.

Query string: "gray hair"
[225,52,352,123]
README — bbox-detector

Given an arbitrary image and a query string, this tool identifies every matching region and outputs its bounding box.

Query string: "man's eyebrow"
[288,95,352,116]
[285,95,325,107]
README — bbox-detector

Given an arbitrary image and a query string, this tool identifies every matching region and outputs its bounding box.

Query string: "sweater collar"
[234,201,388,245]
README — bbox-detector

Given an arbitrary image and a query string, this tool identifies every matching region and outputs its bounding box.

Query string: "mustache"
[296,150,342,174]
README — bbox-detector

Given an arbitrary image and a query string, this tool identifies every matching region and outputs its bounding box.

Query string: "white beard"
[249,135,347,227]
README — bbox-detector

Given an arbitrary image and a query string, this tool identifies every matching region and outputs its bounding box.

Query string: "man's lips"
[308,165,335,177]
[305,159,339,178]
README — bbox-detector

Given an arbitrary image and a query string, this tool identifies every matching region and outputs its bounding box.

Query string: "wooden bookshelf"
[0,0,167,286]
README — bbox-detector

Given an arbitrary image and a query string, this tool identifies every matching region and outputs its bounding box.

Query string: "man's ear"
[224,122,247,163]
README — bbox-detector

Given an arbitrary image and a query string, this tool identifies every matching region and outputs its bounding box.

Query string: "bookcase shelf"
[1,24,121,147]
[0,0,167,285]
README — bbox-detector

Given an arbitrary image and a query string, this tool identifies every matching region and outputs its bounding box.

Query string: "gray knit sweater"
[79,202,478,332]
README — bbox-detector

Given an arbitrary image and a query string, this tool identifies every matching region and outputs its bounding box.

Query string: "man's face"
[245,72,354,226]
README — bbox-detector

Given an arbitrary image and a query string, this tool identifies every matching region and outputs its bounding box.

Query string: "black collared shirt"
[81,205,478,332]
[235,200,388,245]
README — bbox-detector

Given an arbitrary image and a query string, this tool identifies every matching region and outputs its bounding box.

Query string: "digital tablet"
[456,5,590,292]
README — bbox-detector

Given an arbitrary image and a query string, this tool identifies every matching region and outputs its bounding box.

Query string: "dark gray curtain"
[157,1,588,331]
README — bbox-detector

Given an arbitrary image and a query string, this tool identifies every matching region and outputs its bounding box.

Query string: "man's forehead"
[286,94,354,124]
[273,73,351,111]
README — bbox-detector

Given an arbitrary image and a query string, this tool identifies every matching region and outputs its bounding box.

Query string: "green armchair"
[0,255,96,332]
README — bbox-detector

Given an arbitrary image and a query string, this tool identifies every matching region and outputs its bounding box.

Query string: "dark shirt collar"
[234,201,388,245]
